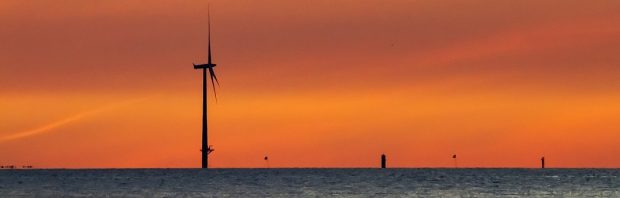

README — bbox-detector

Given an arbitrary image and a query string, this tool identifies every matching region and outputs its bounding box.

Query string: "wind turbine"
[193,7,220,169]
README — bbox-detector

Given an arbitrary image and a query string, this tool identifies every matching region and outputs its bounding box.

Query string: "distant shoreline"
[2,167,620,170]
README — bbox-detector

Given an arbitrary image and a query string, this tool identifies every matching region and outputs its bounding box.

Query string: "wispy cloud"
[0,97,151,143]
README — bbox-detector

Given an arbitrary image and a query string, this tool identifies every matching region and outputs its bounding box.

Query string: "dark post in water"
[541,157,545,169]
[381,154,386,168]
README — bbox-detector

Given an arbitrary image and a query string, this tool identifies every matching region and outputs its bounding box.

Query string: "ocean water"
[1,168,619,197]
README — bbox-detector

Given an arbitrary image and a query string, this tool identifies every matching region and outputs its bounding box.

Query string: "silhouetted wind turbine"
[193,7,220,169]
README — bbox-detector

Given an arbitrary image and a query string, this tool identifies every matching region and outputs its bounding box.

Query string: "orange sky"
[2,0,620,168]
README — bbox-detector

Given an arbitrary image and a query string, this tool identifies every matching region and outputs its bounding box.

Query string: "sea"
[1,168,619,197]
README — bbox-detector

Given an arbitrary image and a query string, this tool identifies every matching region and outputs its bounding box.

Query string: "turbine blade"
[209,67,220,87]
[208,67,218,101]
[207,4,213,65]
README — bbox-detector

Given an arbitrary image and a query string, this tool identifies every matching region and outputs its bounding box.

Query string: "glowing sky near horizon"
[2,0,620,168]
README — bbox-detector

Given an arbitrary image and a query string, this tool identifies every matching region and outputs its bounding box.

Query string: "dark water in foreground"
[1,168,619,197]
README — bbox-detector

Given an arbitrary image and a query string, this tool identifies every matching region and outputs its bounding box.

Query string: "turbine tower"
[193,7,219,169]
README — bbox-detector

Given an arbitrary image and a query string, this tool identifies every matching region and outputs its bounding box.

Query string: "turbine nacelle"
[193,63,217,69]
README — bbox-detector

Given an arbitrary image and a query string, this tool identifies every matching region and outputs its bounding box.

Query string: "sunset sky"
[2,0,620,168]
